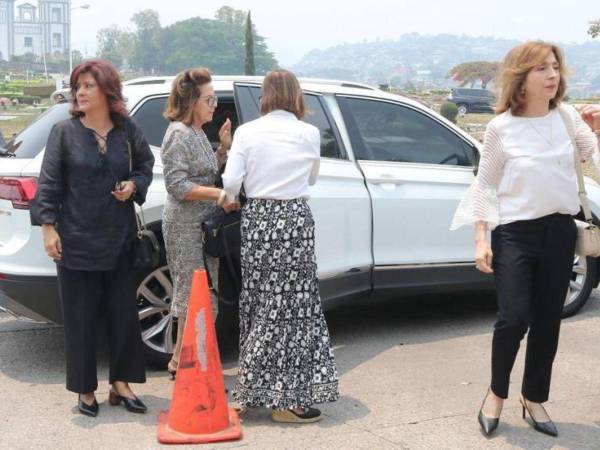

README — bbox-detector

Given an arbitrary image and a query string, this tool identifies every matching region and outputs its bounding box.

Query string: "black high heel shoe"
[519,397,558,437]
[78,394,99,417]
[478,388,501,436]
[109,388,147,414]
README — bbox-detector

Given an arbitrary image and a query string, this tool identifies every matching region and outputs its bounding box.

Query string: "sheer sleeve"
[571,106,599,163]
[450,122,505,230]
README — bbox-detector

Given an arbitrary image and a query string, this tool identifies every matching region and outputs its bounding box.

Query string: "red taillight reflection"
[0,177,38,210]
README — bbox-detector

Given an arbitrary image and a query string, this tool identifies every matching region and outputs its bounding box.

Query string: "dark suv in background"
[447,88,496,115]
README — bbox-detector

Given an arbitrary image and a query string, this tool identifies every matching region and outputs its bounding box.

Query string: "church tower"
[38,0,69,55]
[0,0,16,60]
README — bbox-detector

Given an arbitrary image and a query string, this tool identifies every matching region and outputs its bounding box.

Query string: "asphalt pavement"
[1,290,600,449]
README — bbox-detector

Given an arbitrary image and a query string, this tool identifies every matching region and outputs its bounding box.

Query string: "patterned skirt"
[233,198,340,409]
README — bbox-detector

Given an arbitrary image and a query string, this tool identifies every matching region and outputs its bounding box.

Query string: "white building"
[0,0,70,61]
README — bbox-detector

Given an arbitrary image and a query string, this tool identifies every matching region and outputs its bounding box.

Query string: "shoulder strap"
[558,105,593,224]
[122,118,133,173]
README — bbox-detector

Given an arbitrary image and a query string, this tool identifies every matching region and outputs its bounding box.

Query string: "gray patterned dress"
[161,122,221,318]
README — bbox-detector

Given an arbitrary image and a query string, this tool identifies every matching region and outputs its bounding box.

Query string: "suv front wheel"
[456,104,468,116]
[136,265,175,368]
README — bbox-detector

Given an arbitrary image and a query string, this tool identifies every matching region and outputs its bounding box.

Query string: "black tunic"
[31,116,154,271]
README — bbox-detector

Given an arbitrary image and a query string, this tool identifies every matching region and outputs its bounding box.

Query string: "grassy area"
[0,97,53,137]
[0,108,42,139]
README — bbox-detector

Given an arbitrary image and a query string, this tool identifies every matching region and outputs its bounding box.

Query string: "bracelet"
[216,189,226,206]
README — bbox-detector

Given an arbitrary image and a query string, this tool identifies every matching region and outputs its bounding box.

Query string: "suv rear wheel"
[562,255,596,318]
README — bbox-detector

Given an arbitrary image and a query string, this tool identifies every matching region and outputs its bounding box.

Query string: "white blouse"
[451,105,600,230]
[222,110,321,202]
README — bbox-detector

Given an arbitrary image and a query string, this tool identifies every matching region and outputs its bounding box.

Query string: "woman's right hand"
[475,239,493,273]
[222,199,240,213]
[42,224,62,261]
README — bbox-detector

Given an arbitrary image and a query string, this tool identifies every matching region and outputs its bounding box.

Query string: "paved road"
[1,290,600,449]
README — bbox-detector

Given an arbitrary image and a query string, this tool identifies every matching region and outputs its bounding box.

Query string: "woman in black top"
[31,60,154,417]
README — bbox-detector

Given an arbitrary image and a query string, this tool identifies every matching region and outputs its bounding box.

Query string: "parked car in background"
[50,76,174,104]
[447,88,496,115]
[1,76,597,367]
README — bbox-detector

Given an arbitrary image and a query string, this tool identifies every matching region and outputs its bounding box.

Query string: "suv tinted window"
[131,97,169,147]
[234,85,344,159]
[338,97,474,166]
[304,95,342,159]
[2,103,70,158]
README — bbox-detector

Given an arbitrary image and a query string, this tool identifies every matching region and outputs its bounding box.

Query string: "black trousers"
[57,256,146,393]
[490,213,576,402]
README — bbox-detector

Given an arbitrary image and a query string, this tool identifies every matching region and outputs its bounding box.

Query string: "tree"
[97,25,133,68]
[244,11,255,75]
[590,19,600,38]
[131,9,161,74]
[215,6,246,26]
[447,61,500,89]
[156,16,277,74]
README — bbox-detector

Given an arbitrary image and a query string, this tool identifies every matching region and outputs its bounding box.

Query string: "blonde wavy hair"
[495,41,567,116]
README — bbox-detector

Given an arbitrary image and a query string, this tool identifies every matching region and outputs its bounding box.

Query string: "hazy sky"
[24,0,599,66]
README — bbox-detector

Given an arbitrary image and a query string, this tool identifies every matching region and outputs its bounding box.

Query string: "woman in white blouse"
[452,41,600,437]
[222,70,339,424]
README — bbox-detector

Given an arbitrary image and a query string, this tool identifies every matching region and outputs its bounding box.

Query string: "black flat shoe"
[109,389,147,414]
[520,397,558,437]
[78,395,99,417]
[478,389,501,436]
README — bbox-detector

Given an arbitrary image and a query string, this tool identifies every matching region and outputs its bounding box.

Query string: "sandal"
[167,357,179,380]
[272,407,322,424]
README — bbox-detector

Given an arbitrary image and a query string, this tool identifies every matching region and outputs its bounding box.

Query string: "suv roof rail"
[210,75,378,91]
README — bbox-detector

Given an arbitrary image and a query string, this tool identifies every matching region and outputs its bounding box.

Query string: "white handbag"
[558,106,600,257]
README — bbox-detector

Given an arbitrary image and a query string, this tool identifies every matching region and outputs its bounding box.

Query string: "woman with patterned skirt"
[222,70,339,423]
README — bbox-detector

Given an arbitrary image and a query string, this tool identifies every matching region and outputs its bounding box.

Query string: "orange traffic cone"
[157,269,243,444]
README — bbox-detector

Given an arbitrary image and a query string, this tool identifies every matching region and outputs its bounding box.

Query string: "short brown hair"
[164,68,212,125]
[495,41,567,116]
[69,59,128,122]
[260,70,305,119]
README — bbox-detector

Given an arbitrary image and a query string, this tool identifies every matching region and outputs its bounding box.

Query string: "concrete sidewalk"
[1,291,599,449]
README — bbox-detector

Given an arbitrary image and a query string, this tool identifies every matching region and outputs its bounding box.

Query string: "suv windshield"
[2,103,71,159]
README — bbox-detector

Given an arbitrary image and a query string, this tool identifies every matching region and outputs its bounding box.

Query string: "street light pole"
[68,3,90,75]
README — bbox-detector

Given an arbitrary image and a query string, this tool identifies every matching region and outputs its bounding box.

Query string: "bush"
[440,102,458,124]
[0,93,42,104]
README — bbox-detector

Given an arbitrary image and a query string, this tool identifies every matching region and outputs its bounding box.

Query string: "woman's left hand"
[111,181,136,202]
[579,105,600,132]
[218,118,232,150]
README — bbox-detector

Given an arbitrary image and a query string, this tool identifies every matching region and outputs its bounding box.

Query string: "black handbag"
[201,209,241,304]
[201,209,241,259]
[123,120,161,271]
[132,206,161,271]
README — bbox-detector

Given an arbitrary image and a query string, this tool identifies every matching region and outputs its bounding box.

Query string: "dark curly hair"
[69,59,129,123]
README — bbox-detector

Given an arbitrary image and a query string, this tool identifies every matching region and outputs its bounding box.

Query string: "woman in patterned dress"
[222,70,339,424]
[161,68,238,377]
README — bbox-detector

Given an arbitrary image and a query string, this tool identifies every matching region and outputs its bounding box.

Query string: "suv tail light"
[0,177,38,210]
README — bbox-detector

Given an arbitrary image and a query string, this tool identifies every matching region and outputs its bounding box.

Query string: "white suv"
[1,76,597,366]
